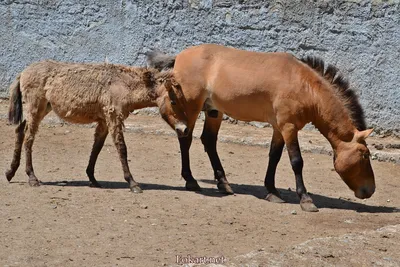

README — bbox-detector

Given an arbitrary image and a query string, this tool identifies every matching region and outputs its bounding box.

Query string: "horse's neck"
[312,88,356,149]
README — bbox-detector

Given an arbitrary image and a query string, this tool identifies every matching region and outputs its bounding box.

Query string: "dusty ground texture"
[0,101,399,267]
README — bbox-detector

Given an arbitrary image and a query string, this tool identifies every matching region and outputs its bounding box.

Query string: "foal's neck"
[311,85,356,149]
[127,87,158,111]
[125,68,159,111]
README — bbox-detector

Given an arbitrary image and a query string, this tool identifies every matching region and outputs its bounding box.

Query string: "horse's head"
[334,129,375,199]
[153,72,188,137]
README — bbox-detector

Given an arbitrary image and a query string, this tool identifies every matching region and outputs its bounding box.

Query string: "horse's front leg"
[108,116,142,193]
[265,128,285,203]
[179,130,201,191]
[201,111,233,194]
[282,124,318,212]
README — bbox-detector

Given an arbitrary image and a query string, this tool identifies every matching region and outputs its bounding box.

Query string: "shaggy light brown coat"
[6,60,188,192]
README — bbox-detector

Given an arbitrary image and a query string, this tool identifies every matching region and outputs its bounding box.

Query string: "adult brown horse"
[6,61,188,192]
[147,44,375,212]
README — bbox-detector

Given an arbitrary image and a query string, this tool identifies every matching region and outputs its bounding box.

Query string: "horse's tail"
[146,50,176,71]
[8,74,23,125]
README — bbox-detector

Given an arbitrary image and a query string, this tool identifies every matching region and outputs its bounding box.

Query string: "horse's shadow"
[199,179,399,214]
[38,178,399,213]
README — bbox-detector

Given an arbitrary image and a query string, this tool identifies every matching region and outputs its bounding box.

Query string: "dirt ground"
[0,101,399,267]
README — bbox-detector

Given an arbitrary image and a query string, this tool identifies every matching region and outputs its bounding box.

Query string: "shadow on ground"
[14,178,396,214]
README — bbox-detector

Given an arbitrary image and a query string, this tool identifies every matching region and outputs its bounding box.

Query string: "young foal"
[6,60,188,192]
[147,44,375,212]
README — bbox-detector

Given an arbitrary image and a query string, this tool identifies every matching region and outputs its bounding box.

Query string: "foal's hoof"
[89,181,102,188]
[185,180,202,191]
[5,170,14,182]
[265,193,285,203]
[217,182,234,195]
[300,201,319,212]
[130,185,143,193]
[29,179,41,187]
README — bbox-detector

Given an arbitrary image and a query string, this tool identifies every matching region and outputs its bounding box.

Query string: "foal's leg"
[5,120,27,181]
[201,111,233,194]
[108,116,142,193]
[281,124,318,212]
[265,129,285,203]
[86,121,108,188]
[24,100,51,186]
[179,130,202,191]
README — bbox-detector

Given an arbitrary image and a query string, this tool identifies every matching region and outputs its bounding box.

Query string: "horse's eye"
[363,153,370,159]
[170,100,176,105]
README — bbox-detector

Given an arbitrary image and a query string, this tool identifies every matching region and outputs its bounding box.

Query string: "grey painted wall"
[1,0,399,136]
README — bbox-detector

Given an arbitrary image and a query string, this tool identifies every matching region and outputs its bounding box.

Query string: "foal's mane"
[300,56,366,131]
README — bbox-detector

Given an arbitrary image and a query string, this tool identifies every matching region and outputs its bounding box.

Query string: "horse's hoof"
[131,185,143,193]
[185,180,202,191]
[5,170,14,182]
[300,201,319,212]
[89,181,102,188]
[217,183,234,195]
[29,179,40,187]
[265,193,285,203]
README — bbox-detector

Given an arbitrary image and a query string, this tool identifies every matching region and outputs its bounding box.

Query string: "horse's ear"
[361,128,374,139]
[355,128,374,142]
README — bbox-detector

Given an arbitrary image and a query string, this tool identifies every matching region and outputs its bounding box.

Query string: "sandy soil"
[0,101,399,267]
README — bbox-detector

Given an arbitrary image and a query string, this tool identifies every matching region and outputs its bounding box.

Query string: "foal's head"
[151,71,188,137]
[334,129,375,199]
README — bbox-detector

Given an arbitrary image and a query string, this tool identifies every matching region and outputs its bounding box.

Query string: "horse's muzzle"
[355,185,375,199]
[175,124,189,138]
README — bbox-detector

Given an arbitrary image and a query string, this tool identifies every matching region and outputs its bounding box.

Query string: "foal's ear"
[164,78,173,92]
[164,77,180,91]
[142,71,155,88]
[355,128,374,142]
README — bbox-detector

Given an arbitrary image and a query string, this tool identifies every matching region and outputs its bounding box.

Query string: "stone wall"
[0,0,399,136]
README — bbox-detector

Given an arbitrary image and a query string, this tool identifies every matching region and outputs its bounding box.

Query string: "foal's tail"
[8,74,23,125]
[146,50,176,71]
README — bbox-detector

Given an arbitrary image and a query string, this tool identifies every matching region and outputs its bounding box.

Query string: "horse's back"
[175,44,304,95]
[174,44,310,124]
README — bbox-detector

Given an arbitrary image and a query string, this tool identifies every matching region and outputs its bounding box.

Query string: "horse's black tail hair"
[8,74,23,125]
[146,50,176,71]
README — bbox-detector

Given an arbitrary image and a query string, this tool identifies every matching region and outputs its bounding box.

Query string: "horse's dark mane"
[300,56,366,131]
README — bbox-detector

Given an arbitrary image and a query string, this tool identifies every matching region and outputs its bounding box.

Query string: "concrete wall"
[0,0,399,136]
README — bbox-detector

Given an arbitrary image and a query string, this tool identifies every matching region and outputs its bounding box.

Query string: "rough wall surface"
[0,0,399,136]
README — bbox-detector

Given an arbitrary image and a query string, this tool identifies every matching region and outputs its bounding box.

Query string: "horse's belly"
[220,106,268,122]
[210,92,274,123]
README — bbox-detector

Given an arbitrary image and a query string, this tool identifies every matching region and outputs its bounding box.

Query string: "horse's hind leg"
[108,116,142,193]
[281,123,318,212]
[5,120,27,181]
[264,128,285,203]
[86,121,108,188]
[24,99,50,186]
[201,111,233,194]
